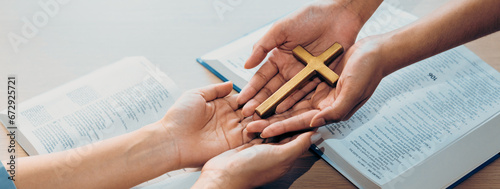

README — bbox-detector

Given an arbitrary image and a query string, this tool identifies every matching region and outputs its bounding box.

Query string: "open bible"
[197,2,500,188]
[0,57,201,188]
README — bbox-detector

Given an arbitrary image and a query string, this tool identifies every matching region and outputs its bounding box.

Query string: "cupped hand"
[192,131,315,189]
[246,35,388,138]
[162,82,256,168]
[237,0,380,117]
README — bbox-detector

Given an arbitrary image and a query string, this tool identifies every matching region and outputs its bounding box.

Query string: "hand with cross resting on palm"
[239,0,500,139]
[237,0,383,135]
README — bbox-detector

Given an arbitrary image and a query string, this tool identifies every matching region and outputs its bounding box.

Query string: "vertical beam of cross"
[255,43,343,118]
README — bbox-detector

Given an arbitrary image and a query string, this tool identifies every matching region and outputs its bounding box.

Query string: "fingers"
[279,131,314,157]
[224,94,240,111]
[261,110,319,138]
[241,73,287,116]
[240,63,317,117]
[275,78,321,113]
[197,82,234,102]
[245,104,312,134]
[245,97,317,136]
[244,23,285,69]
[237,59,280,105]
[310,82,360,127]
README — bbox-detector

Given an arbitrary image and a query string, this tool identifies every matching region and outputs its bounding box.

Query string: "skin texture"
[1,82,314,189]
[246,36,385,137]
[237,0,383,119]
[1,82,257,189]
[241,0,500,138]
[162,82,256,168]
[3,0,499,188]
[192,131,314,189]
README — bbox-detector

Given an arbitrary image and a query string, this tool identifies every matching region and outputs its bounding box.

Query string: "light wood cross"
[255,43,344,118]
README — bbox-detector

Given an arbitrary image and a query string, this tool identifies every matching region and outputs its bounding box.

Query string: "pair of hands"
[238,0,387,138]
[160,0,387,187]
[155,0,500,187]
[161,81,315,188]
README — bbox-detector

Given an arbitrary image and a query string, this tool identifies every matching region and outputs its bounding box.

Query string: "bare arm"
[2,82,255,188]
[248,0,500,137]
[309,0,500,126]
[237,0,383,117]
[3,123,179,188]
[380,0,500,75]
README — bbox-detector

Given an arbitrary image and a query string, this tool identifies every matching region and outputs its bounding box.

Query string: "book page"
[319,45,500,185]
[0,57,207,188]
[0,57,181,155]
[199,2,500,187]
[201,2,418,85]
[201,24,271,82]
[317,3,500,184]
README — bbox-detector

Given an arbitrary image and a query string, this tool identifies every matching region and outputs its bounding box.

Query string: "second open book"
[198,2,500,188]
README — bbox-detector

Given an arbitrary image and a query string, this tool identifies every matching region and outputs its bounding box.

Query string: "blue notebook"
[197,2,500,188]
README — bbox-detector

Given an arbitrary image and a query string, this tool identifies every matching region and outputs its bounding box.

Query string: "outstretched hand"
[246,36,387,138]
[162,82,256,168]
[192,131,316,189]
[237,0,381,118]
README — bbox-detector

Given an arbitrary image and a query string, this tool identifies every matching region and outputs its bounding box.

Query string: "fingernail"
[260,133,266,139]
[310,118,326,127]
[310,132,322,144]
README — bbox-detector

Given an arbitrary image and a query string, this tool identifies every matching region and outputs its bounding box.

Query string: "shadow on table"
[258,149,320,189]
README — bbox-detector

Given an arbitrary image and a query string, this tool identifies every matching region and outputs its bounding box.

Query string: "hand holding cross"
[255,43,344,118]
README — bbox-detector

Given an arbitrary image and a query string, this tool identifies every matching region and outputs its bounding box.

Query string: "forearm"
[192,170,244,189]
[379,0,500,75]
[5,122,179,189]
[319,0,383,32]
[339,0,383,24]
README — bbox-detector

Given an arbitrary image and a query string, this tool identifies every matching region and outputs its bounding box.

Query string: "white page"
[200,2,418,89]
[198,1,500,187]
[0,57,181,155]
[0,57,206,188]
[201,24,270,82]
[319,44,500,185]
[316,3,500,184]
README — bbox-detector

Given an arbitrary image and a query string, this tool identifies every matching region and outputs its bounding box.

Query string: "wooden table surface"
[1,0,499,188]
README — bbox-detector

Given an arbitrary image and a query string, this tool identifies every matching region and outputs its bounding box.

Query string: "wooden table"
[1,0,499,188]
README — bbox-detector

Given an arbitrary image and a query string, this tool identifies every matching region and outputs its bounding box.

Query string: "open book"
[0,57,199,188]
[197,2,500,188]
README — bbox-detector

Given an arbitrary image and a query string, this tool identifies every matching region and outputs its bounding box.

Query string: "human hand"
[237,0,382,117]
[246,35,388,138]
[161,82,256,168]
[192,131,316,189]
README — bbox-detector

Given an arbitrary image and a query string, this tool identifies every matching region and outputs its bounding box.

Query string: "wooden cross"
[255,43,343,118]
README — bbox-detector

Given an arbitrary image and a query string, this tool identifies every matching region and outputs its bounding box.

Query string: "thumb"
[196,81,233,102]
[244,23,286,69]
[310,87,360,127]
[279,131,314,158]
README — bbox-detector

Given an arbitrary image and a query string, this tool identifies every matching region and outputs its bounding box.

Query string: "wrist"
[193,170,249,189]
[138,121,182,171]
[348,34,392,78]
[376,29,421,76]
[334,0,383,24]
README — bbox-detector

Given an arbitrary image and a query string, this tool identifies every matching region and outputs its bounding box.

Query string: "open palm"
[162,82,256,167]
[238,0,372,117]
[246,36,386,138]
